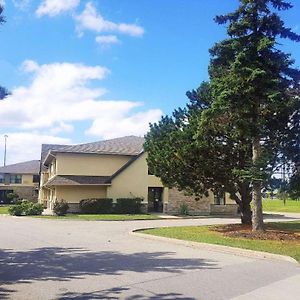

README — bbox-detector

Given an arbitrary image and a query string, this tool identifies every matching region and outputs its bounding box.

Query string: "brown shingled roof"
[42,136,145,167]
[40,143,70,171]
[45,175,111,186]
[41,143,70,163]
[56,136,144,156]
[0,160,40,174]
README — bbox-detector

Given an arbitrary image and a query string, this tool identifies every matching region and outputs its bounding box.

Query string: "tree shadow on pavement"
[0,247,218,299]
[59,287,196,300]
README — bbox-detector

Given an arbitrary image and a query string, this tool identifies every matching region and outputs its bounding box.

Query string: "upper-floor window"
[10,175,22,184]
[148,168,154,175]
[33,175,40,183]
[0,174,4,183]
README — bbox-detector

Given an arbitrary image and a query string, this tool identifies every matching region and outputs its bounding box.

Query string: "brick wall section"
[0,186,38,202]
[210,204,239,215]
[14,186,39,202]
[67,203,80,213]
[165,188,211,215]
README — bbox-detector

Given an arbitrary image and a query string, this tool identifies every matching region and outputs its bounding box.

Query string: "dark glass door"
[148,187,163,212]
[0,190,13,204]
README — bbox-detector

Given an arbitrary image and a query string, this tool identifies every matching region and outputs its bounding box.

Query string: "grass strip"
[142,221,300,262]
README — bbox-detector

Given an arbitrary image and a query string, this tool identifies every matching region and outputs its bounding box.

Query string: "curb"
[131,230,298,265]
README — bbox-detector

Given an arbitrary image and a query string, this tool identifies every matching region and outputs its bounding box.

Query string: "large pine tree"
[207,0,300,230]
[145,0,300,231]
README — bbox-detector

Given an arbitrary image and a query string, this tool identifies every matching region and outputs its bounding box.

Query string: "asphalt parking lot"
[0,215,299,300]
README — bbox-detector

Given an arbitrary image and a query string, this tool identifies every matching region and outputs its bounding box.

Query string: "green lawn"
[263,199,300,213]
[34,214,161,221]
[0,205,9,214]
[142,221,300,262]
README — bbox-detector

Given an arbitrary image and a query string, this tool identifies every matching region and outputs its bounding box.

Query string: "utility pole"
[3,135,8,166]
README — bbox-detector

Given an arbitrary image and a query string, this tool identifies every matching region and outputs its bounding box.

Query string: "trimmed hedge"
[114,198,143,214]
[79,198,113,214]
[79,198,144,214]
[53,199,69,216]
[8,200,44,216]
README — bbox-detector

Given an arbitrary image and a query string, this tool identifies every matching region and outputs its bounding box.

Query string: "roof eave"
[43,151,57,166]
[45,183,112,187]
[110,151,145,181]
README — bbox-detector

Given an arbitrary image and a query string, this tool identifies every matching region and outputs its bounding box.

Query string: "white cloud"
[48,122,74,135]
[75,2,144,37]
[0,60,163,163]
[0,0,5,7]
[0,60,110,129]
[36,0,80,17]
[0,132,71,164]
[96,35,120,45]
[22,59,39,72]
[86,109,162,139]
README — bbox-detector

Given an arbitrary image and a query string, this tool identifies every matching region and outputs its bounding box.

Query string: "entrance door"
[0,190,14,204]
[148,187,163,213]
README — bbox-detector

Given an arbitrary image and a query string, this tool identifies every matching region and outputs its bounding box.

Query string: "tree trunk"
[231,185,252,225]
[240,200,252,225]
[252,137,264,231]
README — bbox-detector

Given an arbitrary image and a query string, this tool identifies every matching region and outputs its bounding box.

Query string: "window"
[33,175,40,183]
[148,167,154,175]
[214,190,226,205]
[0,174,4,183]
[0,190,14,204]
[10,175,22,184]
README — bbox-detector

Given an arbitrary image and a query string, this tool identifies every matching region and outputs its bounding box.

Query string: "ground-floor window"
[0,189,14,204]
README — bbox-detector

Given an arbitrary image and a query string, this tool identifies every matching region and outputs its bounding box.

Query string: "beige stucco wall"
[38,187,49,203]
[55,153,131,176]
[40,172,49,186]
[49,160,57,178]
[225,193,237,204]
[107,153,165,202]
[55,186,107,203]
[148,175,164,187]
[41,152,167,211]
[22,174,34,185]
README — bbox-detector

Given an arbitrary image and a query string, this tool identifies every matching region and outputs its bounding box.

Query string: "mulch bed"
[213,224,300,241]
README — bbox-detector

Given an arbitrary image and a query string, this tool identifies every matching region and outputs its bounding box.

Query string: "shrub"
[79,198,113,214]
[178,203,189,216]
[114,198,143,214]
[8,200,43,216]
[6,192,19,203]
[53,199,69,216]
[8,205,23,216]
[24,202,44,215]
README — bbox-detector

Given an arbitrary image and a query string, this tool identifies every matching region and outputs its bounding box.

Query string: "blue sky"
[0,0,299,164]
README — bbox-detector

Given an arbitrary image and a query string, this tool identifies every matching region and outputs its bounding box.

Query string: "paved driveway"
[0,214,299,300]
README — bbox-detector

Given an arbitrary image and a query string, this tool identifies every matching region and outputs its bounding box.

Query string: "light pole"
[4,135,8,166]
